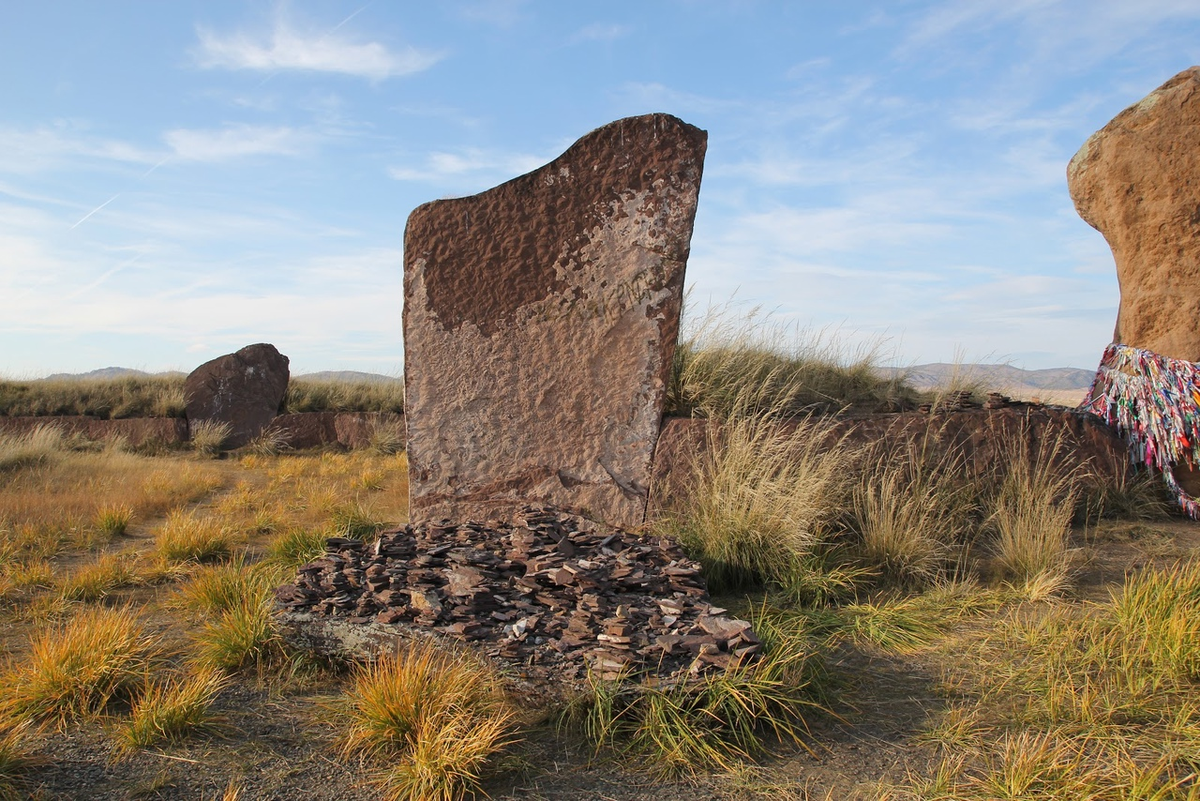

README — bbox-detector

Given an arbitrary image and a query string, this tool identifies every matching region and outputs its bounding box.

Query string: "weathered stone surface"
[0,416,187,448]
[1067,67,1200,361]
[334,411,403,451]
[648,405,1131,518]
[403,114,707,528]
[184,344,289,449]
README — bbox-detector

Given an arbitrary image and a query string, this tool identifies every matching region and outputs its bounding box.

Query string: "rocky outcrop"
[184,344,290,449]
[263,412,405,451]
[403,114,707,529]
[1067,67,1200,361]
[0,416,187,449]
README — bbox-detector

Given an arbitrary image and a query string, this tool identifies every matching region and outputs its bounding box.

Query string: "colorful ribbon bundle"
[1080,342,1200,517]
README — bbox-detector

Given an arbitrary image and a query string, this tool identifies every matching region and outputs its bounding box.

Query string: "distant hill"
[35,368,399,384]
[896,363,1096,392]
[294,371,401,384]
[41,367,180,381]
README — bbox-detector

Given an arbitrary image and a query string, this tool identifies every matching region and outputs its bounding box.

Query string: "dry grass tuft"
[853,436,975,588]
[154,509,232,565]
[663,410,857,601]
[189,420,232,456]
[192,593,287,673]
[988,434,1078,588]
[58,552,144,602]
[175,558,284,616]
[94,504,134,538]
[340,641,515,801]
[267,527,327,567]
[0,605,158,727]
[0,425,64,473]
[0,722,35,801]
[114,667,228,756]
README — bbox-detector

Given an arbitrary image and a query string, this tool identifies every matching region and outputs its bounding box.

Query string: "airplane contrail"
[142,156,171,178]
[69,193,120,230]
[330,4,371,33]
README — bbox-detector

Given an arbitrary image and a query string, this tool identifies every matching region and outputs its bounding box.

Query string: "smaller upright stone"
[185,343,290,448]
[1067,66,1200,361]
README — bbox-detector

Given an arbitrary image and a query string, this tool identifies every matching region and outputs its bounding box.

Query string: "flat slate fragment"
[403,113,707,529]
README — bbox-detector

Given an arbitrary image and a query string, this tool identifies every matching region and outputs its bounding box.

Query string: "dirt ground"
[6,451,1199,800]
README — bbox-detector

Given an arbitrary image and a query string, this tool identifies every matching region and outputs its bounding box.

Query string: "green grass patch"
[569,608,829,777]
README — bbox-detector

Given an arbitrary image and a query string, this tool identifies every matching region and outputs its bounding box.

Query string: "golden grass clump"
[114,667,228,756]
[0,723,34,801]
[368,417,406,455]
[58,552,143,602]
[340,641,515,801]
[987,434,1078,590]
[267,527,327,567]
[154,509,232,565]
[193,593,287,673]
[664,411,856,600]
[176,558,284,616]
[0,605,158,727]
[93,504,134,538]
[189,420,232,456]
[0,425,64,473]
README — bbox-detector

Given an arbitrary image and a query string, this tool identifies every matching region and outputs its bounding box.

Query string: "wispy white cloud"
[388,148,548,186]
[899,0,1200,67]
[0,125,158,174]
[571,23,632,43]
[164,125,312,162]
[193,17,442,80]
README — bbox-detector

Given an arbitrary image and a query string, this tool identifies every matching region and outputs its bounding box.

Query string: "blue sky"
[2,1,1199,377]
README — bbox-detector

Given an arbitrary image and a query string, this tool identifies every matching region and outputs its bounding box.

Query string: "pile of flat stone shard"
[275,505,761,683]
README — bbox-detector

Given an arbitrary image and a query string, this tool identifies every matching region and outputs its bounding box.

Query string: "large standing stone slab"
[1067,66,1200,361]
[403,114,707,528]
[185,343,290,449]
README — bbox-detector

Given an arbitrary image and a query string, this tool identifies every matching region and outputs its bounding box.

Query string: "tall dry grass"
[0,373,404,420]
[282,377,405,415]
[0,375,186,419]
[662,410,857,601]
[987,434,1079,591]
[852,434,976,588]
[666,304,916,419]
